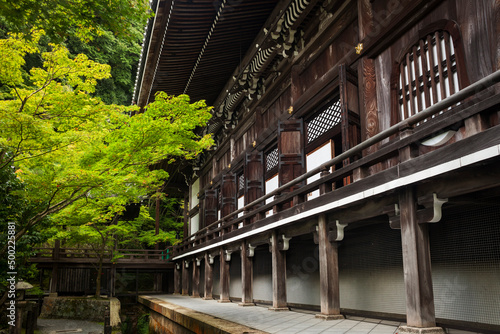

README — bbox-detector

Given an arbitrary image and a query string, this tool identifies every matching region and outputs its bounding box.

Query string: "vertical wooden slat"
[413,45,423,113]
[435,31,447,101]
[419,39,431,109]
[406,53,416,117]
[400,62,409,120]
[443,31,456,96]
[427,35,439,106]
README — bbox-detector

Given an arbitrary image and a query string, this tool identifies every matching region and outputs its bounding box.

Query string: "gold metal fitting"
[288,106,294,114]
[355,43,363,54]
[252,141,256,148]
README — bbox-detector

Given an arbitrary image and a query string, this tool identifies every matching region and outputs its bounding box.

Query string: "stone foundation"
[40,296,121,328]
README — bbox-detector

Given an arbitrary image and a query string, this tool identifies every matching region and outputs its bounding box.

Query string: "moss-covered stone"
[40,296,121,328]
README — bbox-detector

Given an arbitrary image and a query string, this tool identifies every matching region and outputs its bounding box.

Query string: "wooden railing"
[174,69,500,256]
[31,247,174,263]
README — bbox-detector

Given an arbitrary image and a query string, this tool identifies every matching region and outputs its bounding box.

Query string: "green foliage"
[0,163,54,300]
[65,26,144,105]
[0,31,213,298]
[0,0,151,42]
[137,313,150,334]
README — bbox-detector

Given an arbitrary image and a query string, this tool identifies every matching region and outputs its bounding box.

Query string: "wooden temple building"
[132,0,500,333]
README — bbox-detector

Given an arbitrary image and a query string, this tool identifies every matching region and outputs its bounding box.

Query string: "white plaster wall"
[339,268,406,314]
[252,247,273,302]
[212,260,220,296]
[286,240,320,306]
[229,253,242,299]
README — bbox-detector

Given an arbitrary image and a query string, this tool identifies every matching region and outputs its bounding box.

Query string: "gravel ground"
[37,318,105,334]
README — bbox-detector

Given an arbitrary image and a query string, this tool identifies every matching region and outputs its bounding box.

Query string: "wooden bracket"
[328,220,348,242]
[389,193,447,228]
[185,260,190,268]
[247,244,256,257]
[278,234,292,251]
[195,257,201,267]
[208,254,215,265]
[224,250,232,262]
[312,225,319,244]
[389,203,401,229]
[175,263,181,270]
[417,193,448,223]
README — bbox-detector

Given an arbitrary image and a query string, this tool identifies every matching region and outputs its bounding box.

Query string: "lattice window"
[398,30,459,121]
[238,173,245,191]
[266,147,279,172]
[306,99,342,143]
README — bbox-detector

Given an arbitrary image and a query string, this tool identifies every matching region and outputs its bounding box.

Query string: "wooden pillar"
[398,187,444,333]
[192,259,200,298]
[245,152,264,225]
[49,263,59,294]
[239,241,254,306]
[219,248,231,303]
[221,173,237,232]
[278,119,305,209]
[203,253,214,300]
[174,262,181,294]
[269,231,288,310]
[315,214,344,320]
[204,189,218,227]
[181,260,189,296]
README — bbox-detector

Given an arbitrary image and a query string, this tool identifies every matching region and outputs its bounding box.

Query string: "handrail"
[31,247,173,260]
[182,69,500,244]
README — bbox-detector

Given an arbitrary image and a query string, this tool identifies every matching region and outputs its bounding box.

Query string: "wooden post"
[397,187,444,334]
[192,259,200,298]
[278,119,305,210]
[181,260,189,296]
[239,241,255,306]
[49,263,59,294]
[203,253,213,300]
[219,247,231,303]
[315,214,344,319]
[269,231,288,310]
[174,262,181,294]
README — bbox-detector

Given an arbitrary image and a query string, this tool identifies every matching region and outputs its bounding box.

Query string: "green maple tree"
[0,30,213,299]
